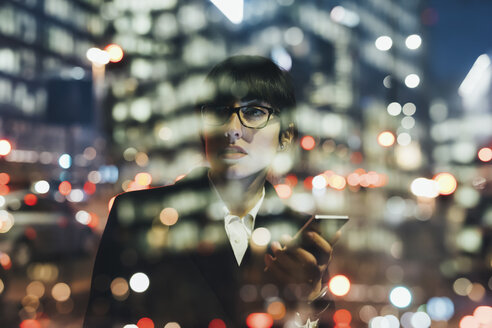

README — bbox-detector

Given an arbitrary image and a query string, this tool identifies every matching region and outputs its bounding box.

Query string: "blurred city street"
[1,0,491,327]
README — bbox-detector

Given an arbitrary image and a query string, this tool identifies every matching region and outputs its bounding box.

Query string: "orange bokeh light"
[58,181,72,196]
[267,301,286,320]
[246,313,273,328]
[0,139,12,156]
[0,173,10,184]
[84,181,96,195]
[285,174,298,187]
[0,184,9,195]
[20,319,41,328]
[160,207,179,226]
[328,275,351,297]
[478,147,492,162]
[137,317,154,328]
[377,131,395,147]
[333,309,352,325]
[303,176,313,190]
[301,136,316,150]
[88,212,99,229]
[433,172,457,195]
[274,184,292,199]
[24,193,38,206]
[104,44,124,63]
[209,318,226,328]
[0,253,12,270]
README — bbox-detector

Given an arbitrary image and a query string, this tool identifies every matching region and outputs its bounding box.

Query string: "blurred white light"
[58,154,72,169]
[284,27,304,46]
[397,133,412,146]
[387,102,402,116]
[411,312,431,328]
[396,143,422,171]
[429,100,448,122]
[0,196,4,207]
[427,297,454,321]
[159,126,173,141]
[401,117,415,129]
[271,47,292,71]
[375,36,393,51]
[402,103,416,116]
[459,54,491,97]
[75,210,91,225]
[210,0,243,24]
[251,227,271,246]
[400,312,414,328]
[405,74,420,88]
[271,152,293,175]
[455,187,480,208]
[34,180,50,194]
[112,103,128,122]
[86,48,110,65]
[132,14,152,35]
[70,67,85,80]
[384,315,400,328]
[330,6,360,27]
[123,325,138,328]
[312,175,328,189]
[389,286,412,308]
[383,75,392,88]
[68,189,84,202]
[411,178,439,198]
[405,34,422,50]
[130,98,152,122]
[129,272,150,293]
[456,227,482,252]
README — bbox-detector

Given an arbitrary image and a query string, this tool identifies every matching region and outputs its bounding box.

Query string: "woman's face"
[203,100,281,180]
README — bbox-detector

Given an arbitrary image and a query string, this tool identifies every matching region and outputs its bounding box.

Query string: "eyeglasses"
[200,104,278,129]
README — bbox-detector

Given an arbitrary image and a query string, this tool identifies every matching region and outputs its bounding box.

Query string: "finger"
[303,231,333,262]
[274,250,317,282]
[267,259,295,284]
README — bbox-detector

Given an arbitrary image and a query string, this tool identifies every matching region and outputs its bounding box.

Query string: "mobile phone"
[294,214,349,243]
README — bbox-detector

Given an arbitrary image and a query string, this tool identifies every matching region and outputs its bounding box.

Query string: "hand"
[264,230,339,301]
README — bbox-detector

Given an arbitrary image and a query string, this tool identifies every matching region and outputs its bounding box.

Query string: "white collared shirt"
[209,177,265,265]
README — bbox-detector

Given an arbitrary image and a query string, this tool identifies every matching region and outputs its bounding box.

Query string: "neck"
[210,169,267,217]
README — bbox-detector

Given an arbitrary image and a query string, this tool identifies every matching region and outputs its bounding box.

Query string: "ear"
[278,123,296,151]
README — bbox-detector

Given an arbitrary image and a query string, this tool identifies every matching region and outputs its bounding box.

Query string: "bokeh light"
[427,296,454,321]
[51,282,71,301]
[160,207,179,226]
[375,36,392,51]
[378,131,395,147]
[135,172,152,186]
[137,317,154,328]
[251,227,271,246]
[405,74,420,88]
[58,181,72,196]
[460,315,479,328]
[0,139,12,156]
[274,184,292,199]
[246,313,273,328]
[33,180,50,194]
[129,272,150,293]
[209,318,226,328]
[329,275,351,296]
[473,306,492,325]
[267,301,286,320]
[24,193,37,206]
[301,135,316,150]
[433,172,457,195]
[333,309,352,325]
[389,286,412,308]
[104,44,124,63]
[58,153,72,169]
[478,147,492,162]
[405,34,422,49]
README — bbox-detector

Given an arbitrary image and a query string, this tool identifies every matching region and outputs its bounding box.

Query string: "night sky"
[428,0,492,87]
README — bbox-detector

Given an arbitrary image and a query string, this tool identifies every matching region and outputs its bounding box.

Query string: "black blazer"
[84,168,333,328]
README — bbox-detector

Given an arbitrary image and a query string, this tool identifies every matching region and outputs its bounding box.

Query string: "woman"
[84,56,335,328]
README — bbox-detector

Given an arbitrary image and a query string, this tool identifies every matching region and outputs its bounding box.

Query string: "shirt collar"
[208,172,266,225]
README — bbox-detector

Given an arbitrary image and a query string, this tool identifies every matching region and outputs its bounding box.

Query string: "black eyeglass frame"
[200,104,279,129]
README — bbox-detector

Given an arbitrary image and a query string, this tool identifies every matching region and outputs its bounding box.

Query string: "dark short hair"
[198,55,296,111]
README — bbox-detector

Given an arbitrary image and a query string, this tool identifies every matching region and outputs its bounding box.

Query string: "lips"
[220,145,247,159]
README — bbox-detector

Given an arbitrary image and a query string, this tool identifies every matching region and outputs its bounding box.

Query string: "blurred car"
[0,191,96,268]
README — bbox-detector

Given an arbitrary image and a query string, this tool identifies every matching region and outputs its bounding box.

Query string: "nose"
[224,112,243,143]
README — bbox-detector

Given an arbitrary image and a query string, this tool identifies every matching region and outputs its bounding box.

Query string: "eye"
[241,106,269,120]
